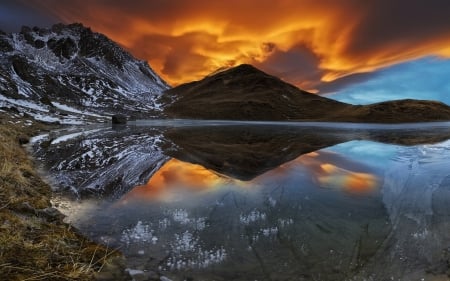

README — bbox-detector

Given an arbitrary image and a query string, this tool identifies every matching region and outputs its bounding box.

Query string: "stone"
[17,136,29,145]
[47,37,77,59]
[38,207,65,221]
[112,114,127,124]
[34,40,45,49]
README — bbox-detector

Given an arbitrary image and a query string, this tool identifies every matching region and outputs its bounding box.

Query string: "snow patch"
[0,95,48,112]
[30,133,49,144]
[51,128,103,144]
[52,101,104,118]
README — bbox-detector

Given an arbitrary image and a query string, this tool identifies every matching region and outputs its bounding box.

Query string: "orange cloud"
[28,0,450,91]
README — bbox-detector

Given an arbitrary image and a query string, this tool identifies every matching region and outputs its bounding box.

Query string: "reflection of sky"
[327,141,397,170]
[327,57,450,105]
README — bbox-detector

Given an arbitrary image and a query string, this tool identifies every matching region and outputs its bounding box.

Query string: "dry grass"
[0,113,121,280]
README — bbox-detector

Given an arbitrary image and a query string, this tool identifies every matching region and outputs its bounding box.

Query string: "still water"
[38,124,450,280]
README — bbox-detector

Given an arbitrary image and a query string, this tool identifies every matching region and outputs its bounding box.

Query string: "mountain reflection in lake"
[36,124,450,281]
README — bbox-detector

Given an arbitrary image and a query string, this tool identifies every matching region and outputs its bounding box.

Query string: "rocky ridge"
[0,23,169,124]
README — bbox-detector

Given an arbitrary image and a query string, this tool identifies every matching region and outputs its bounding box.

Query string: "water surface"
[35,123,450,280]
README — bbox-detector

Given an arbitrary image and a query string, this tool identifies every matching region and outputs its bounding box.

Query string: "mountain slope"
[337,99,450,123]
[0,23,169,124]
[163,64,450,123]
[163,64,352,120]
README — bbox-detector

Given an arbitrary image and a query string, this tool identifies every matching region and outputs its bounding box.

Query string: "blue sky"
[326,57,450,105]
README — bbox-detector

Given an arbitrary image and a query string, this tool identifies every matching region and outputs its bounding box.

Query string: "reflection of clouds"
[107,146,385,277]
[301,152,380,194]
[316,163,378,193]
[257,150,380,194]
[118,159,226,203]
[120,147,380,206]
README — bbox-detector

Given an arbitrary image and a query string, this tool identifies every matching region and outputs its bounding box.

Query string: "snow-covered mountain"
[0,23,169,124]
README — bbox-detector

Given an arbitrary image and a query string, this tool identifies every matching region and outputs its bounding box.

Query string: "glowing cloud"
[23,0,450,91]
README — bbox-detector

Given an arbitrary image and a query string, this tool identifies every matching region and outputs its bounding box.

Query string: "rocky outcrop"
[0,23,169,124]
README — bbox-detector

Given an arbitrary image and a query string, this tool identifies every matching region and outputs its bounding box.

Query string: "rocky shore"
[0,110,126,281]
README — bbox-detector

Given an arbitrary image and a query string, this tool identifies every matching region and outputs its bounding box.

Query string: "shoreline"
[0,112,126,280]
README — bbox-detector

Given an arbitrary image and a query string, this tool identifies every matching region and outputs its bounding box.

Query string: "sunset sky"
[2,0,450,104]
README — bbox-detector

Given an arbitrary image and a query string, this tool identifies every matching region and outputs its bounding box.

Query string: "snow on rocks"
[0,23,170,122]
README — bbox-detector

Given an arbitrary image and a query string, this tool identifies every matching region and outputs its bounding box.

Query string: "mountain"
[162,64,352,120]
[163,64,450,123]
[337,99,450,123]
[0,23,169,124]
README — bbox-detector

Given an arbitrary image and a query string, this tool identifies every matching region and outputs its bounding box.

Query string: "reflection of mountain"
[44,128,450,280]
[33,124,450,198]
[163,64,450,123]
[110,148,389,281]
[164,125,450,180]
[164,126,348,180]
[31,126,169,198]
[119,150,381,205]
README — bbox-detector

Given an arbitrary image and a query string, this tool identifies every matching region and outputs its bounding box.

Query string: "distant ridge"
[162,64,450,123]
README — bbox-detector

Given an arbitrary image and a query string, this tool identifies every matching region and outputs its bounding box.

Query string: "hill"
[163,64,450,123]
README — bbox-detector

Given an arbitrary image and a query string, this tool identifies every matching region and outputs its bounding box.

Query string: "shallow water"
[38,124,450,280]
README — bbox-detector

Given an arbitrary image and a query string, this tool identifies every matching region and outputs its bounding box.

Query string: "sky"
[1,0,450,104]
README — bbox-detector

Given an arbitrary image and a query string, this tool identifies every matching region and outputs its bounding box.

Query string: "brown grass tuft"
[0,113,120,280]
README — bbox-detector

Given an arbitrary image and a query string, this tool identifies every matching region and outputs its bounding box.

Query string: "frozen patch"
[239,210,266,225]
[120,221,157,245]
[165,231,227,271]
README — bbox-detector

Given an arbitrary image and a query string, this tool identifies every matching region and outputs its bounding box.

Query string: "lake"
[31,122,450,280]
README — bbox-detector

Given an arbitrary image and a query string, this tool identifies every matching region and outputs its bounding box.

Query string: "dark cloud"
[0,0,57,32]
[316,72,379,94]
[254,44,323,91]
[344,0,450,58]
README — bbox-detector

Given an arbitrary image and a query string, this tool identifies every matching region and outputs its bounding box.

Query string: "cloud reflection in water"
[119,149,380,204]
